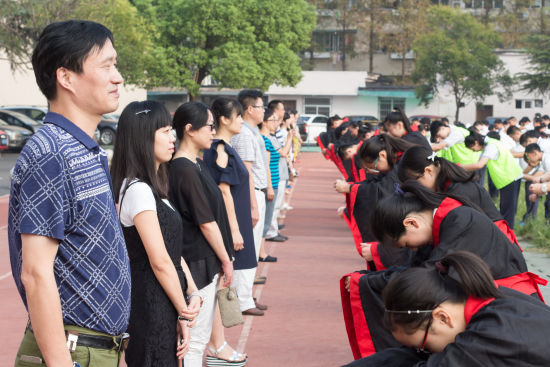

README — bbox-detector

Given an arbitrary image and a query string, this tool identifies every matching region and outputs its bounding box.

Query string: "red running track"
[0,152,365,366]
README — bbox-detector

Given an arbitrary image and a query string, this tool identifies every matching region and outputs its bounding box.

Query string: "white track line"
[0,271,12,281]
[236,171,299,353]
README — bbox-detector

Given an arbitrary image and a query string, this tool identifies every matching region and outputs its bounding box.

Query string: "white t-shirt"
[443,126,465,147]
[513,143,527,170]
[481,143,499,161]
[119,179,174,227]
[538,137,550,154]
[499,132,516,150]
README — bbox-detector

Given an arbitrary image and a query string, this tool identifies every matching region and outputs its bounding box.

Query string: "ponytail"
[382,251,501,332]
[398,146,476,191]
[358,134,416,167]
[370,180,480,241]
[385,107,412,133]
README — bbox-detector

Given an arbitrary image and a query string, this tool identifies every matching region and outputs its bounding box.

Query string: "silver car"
[0,118,33,149]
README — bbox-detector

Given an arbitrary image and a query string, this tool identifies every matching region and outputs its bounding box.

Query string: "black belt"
[27,325,129,351]
[255,187,267,193]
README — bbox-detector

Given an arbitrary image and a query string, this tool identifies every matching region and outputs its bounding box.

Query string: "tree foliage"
[518,34,550,96]
[412,6,512,122]
[133,0,316,97]
[0,0,158,87]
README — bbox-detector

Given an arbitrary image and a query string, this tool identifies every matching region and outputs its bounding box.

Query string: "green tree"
[518,34,550,96]
[496,0,534,48]
[0,0,158,87]
[412,6,512,122]
[384,0,429,81]
[135,0,316,98]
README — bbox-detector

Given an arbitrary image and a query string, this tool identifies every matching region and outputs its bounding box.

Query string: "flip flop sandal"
[206,341,248,367]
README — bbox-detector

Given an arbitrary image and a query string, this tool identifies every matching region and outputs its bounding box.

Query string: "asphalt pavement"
[0,152,17,196]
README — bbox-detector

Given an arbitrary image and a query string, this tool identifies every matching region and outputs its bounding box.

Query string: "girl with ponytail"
[343,251,550,367]
[383,107,431,149]
[462,131,523,229]
[398,146,518,244]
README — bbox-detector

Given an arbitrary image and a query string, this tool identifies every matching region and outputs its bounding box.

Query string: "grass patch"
[489,179,550,252]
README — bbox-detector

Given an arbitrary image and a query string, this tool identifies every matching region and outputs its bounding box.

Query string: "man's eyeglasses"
[252,105,265,110]
[205,124,216,131]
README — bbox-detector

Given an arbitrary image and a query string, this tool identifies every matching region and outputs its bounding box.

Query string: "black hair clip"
[394,182,405,196]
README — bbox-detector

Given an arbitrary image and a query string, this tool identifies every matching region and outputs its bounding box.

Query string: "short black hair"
[210,97,242,129]
[32,20,114,100]
[525,143,542,155]
[507,126,521,136]
[519,130,540,146]
[267,100,284,110]
[238,89,263,110]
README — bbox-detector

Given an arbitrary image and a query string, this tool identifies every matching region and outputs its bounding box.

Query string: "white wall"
[0,57,146,114]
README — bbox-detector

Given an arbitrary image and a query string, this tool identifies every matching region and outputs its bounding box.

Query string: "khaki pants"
[15,325,123,367]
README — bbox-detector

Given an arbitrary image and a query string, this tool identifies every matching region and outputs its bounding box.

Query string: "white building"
[0,55,146,114]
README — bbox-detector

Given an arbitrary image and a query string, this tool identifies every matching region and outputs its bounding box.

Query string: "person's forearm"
[220,186,240,234]
[200,222,231,263]
[149,256,188,313]
[180,258,199,294]
[279,135,293,157]
[22,263,73,366]
[247,167,258,212]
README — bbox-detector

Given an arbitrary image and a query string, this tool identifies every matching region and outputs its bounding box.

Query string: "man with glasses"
[230,89,269,316]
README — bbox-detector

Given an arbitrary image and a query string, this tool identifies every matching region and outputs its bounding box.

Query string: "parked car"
[345,115,379,127]
[485,116,508,125]
[409,115,446,123]
[0,109,43,133]
[1,105,48,123]
[297,114,329,144]
[0,130,8,151]
[0,118,33,150]
[95,113,119,145]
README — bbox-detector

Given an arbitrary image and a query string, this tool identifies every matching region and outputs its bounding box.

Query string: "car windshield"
[2,110,41,125]
[297,116,309,123]
[0,119,9,126]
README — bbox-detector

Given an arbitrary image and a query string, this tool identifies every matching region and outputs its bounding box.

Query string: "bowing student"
[342,180,545,360]
[461,132,523,229]
[397,145,518,245]
[334,134,416,267]
[383,108,431,149]
[343,251,550,367]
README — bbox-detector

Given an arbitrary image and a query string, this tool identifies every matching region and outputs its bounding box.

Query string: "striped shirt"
[262,134,280,189]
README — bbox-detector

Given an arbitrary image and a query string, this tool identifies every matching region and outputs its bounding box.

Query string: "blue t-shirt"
[261,134,280,189]
[8,112,131,335]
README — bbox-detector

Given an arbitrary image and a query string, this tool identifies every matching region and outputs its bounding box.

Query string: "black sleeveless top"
[121,183,188,367]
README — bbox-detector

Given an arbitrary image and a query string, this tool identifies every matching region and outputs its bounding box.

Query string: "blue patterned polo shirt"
[8,112,131,335]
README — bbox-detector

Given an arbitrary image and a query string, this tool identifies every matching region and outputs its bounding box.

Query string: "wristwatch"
[542,183,548,193]
[73,362,81,367]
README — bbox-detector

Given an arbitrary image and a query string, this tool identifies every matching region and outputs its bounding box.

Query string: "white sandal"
[205,341,247,367]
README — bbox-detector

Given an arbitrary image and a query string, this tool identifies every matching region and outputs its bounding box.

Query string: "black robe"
[402,131,431,150]
[342,287,550,367]
[343,199,529,359]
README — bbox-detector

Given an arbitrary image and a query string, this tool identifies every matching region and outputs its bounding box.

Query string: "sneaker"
[258,255,278,262]
[265,235,287,242]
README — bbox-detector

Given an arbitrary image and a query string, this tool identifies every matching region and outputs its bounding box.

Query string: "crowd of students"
[316,110,550,365]
[8,20,303,367]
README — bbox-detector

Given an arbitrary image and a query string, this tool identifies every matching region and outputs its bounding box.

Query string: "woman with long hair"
[111,101,201,366]
[203,97,256,366]
[397,145,518,244]
[169,102,235,367]
[462,131,523,229]
[343,252,550,367]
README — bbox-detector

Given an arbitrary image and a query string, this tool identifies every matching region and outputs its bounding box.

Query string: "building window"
[305,97,331,115]
[378,97,405,120]
[515,99,543,109]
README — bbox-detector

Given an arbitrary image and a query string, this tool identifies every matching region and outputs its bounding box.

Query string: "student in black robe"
[397,145,518,244]
[342,181,545,360]
[383,108,431,150]
[334,134,416,265]
[342,251,550,367]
